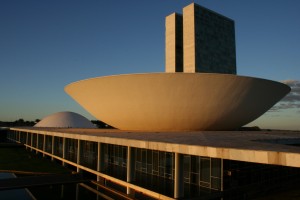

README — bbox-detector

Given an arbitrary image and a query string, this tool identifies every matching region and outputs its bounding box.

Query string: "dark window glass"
[137,148,141,162]
[211,158,221,178]
[159,152,165,167]
[153,151,159,171]
[200,158,210,183]
[191,156,199,173]
[211,177,221,190]
[147,150,153,164]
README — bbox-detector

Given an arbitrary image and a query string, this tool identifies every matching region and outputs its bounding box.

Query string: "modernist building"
[165,13,183,72]
[6,128,300,200]
[166,3,236,74]
[3,2,298,200]
[63,3,288,132]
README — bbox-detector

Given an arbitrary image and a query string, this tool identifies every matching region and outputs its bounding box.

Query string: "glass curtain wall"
[32,133,37,148]
[79,140,98,170]
[65,138,78,163]
[27,133,32,146]
[183,155,222,198]
[53,136,63,157]
[20,132,27,144]
[37,134,44,150]
[133,148,175,197]
[223,160,300,190]
[45,135,52,153]
[101,143,127,181]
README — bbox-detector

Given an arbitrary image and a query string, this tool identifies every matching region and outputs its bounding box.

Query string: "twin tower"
[165,3,236,74]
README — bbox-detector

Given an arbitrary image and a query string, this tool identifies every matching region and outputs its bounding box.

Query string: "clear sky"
[0,0,299,130]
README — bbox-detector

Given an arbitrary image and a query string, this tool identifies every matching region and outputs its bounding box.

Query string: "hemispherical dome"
[34,111,95,128]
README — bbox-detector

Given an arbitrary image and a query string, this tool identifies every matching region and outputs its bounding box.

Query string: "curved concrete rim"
[65,73,290,131]
[65,72,284,86]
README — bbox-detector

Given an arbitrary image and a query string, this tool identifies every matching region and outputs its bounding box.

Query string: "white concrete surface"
[35,111,95,128]
[65,73,290,131]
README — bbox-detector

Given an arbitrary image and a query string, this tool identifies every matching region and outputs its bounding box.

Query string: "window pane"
[200,158,210,183]
[153,151,159,171]
[191,156,199,173]
[147,150,153,164]
[211,158,221,177]
[211,177,221,190]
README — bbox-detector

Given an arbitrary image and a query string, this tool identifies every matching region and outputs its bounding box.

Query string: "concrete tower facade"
[165,13,183,72]
[166,3,236,74]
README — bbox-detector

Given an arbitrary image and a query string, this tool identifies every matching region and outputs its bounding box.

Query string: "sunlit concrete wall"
[65,73,289,131]
[165,13,183,72]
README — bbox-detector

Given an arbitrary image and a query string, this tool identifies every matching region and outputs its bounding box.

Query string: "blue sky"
[0,0,299,130]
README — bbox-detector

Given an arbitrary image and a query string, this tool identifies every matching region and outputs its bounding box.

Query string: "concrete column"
[36,134,39,154]
[76,184,79,200]
[51,136,54,161]
[97,142,101,181]
[30,133,33,152]
[221,159,224,191]
[26,132,28,144]
[126,146,135,196]
[60,184,64,199]
[62,138,66,166]
[77,140,81,173]
[43,135,46,157]
[174,152,184,199]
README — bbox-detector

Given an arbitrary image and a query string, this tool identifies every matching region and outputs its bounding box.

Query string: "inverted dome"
[65,73,290,131]
[35,111,95,128]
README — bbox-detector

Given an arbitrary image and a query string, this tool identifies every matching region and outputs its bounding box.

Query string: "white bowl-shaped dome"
[35,111,95,128]
[65,73,290,131]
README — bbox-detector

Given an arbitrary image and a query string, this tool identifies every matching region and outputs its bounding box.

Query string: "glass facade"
[133,148,175,196]
[53,136,63,157]
[20,132,27,144]
[37,134,43,150]
[6,130,300,200]
[182,155,222,198]
[194,4,236,74]
[101,143,127,181]
[79,140,97,170]
[27,132,32,146]
[32,133,37,148]
[65,138,78,163]
[45,135,52,153]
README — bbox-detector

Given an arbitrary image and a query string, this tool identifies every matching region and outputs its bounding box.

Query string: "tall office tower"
[183,3,236,74]
[165,3,236,74]
[165,13,183,72]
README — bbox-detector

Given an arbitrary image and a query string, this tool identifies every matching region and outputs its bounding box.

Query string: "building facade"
[6,128,300,200]
[166,3,236,74]
[165,13,183,72]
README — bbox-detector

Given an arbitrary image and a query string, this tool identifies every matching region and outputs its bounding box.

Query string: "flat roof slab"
[9,128,300,168]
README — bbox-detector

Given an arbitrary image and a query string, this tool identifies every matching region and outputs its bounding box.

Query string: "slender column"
[25,132,29,150]
[36,134,39,154]
[76,184,79,200]
[43,135,46,157]
[30,133,33,151]
[126,146,135,196]
[97,142,101,181]
[77,140,81,173]
[221,159,224,191]
[174,152,184,199]
[62,138,66,166]
[51,136,54,161]
[60,185,64,199]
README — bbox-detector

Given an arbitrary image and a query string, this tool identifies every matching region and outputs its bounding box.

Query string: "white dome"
[34,111,95,128]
